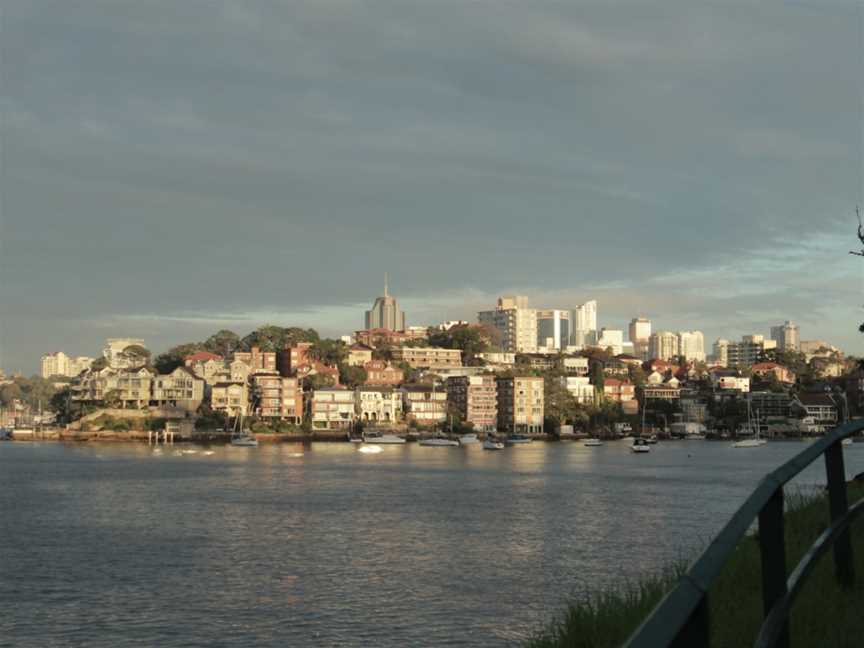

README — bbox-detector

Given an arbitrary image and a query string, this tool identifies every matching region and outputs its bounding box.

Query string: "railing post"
[825,441,855,587]
[758,487,789,648]
[670,594,710,648]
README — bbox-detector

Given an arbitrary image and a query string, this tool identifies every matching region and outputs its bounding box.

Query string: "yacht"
[584,438,604,447]
[631,438,651,453]
[363,431,406,444]
[458,433,479,445]
[506,434,533,445]
[482,438,505,450]
[419,435,459,447]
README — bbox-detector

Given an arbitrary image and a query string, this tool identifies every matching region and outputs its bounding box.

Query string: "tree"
[203,330,241,355]
[543,375,579,428]
[121,345,151,367]
[629,365,647,389]
[302,373,336,391]
[372,344,395,362]
[154,343,205,373]
[239,325,318,352]
[311,339,348,366]
[339,364,367,389]
[427,324,497,360]
[0,383,22,407]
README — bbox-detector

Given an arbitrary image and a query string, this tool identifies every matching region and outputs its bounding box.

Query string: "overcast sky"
[2,1,863,373]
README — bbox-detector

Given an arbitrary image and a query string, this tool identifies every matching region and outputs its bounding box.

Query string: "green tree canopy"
[338,364,368,389]
[239,325,319,352]
[311,339,348,366]
[202,330,241,355]
[153,343,206,374]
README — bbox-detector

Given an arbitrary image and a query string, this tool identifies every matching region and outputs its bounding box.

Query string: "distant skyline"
[2,1,863,373]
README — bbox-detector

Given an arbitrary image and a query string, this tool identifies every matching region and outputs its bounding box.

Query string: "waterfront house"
[250,373,302,422]
[363,360,404,386]
[210,382,249,417]
[401,385,447,425]
[356,387,402,423]
[310,387,355,430]
[152,366,205,412]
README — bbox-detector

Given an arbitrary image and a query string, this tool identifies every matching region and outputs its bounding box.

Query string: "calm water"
[2,440,863,647]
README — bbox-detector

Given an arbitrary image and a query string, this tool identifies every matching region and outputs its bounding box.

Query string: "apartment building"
[210,382,249,417]
[364,360,404,386]
[561,376,595,405]
[603,378,635,403]
[354,327,428,348]
[649,331,679,361]
[41,351,94,378]
[233,346,277,373]
[184,352,225,384]
[496,376,544,434]
[478,296,537,353]
[356,387,402,423]
[401,385,447,424]
[536,309,570,350]
[346,344,374,367]
[750,362,795,384]
[677,331,706,362]
[446,375,498,432]
[770,321,800,351]
[310,387,356,430]
[629,317,652,360]
[250,373,302,422]
[391,346,462,369]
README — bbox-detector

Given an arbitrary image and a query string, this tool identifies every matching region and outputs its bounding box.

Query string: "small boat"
[685,433,706,441]
[506,434,533,445]
[348,436,364,443]
[584,438,604,447]
[363,432,406,444]
[732,399,766,448]
[483,438,505,450]
[631,438,651,453]
[458,433,479,445]
[733,438,767,448]
[419,435,459,447]
[646,435,659,444]
[358,445,382,454]
[841,438,853,446]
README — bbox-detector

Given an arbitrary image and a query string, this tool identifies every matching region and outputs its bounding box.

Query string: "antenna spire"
[384,272,389,297]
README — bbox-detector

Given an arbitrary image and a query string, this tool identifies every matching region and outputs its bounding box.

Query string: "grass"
[526,482,864,648]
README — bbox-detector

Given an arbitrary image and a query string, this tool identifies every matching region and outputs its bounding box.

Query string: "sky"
[1,1,863,373]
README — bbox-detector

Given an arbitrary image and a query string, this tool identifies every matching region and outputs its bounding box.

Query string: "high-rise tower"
[364,274,406,331]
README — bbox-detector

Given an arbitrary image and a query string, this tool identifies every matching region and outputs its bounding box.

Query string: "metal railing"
[624,418,864,648]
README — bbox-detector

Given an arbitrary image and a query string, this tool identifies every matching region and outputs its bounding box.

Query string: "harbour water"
[2,440,863,647]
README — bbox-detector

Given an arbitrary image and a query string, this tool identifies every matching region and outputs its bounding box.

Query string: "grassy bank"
[527,481,864,648]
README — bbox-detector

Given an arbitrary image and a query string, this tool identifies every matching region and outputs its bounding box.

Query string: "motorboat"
[363,432,406,444]
[458,433,479,445]
[483,438,505,450]
[646,435,659,444]
[631,438,651,453]
[841,438,853,446]
[419,435,459,447]
[583,438,604,447]
[685,433,707,440]
[506,434,533,445]
[358,445,382,454]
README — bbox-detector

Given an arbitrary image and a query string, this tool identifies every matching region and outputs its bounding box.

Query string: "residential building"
[228,359,251,383]
[591,328,625,355]
[477,352,516,368]
[629,317,652,359]
[363,360,404,386]
[391,347,462,369]
[103,338,148,369]
[496,376,544,434]
[251,373,302,422]
[346,344,374,367]
[563,356,589,376]
[800,340,839,361]
[438,320,469,330]
[446,375,498,432]
[640,384,681,401]
[41,351,94,378]
[714,335,777,368]
[401,385,447,424]
[364,275,406,331]
[717,376,751,392]
[536,309,570,350]
[184,352,226,384]
[604,378,635,403]
[233,346,277,373]
[561,376,595,405]
[750,362,795,384]
[810,357,846,379]
[356,387,402,423]
[310,387,356,429]
[793,393,838,429]
[151,366,205,411]
[210,382,249,417]
[749,391,793,419]
[649,331,679,361]
[712,338,729,366]
[770,321,800,351]
[72,366,156,409]
[570,300,598,344]
[677,331,705,362]
[354,327,427,348]
[478,295,537,353]
[276,342,314,376]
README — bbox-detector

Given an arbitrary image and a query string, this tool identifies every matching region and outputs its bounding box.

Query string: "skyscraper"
[536,309,570,350]
[648,331,679,361]
[769,321,800,351]
[570,300,597,344]
[677,331,706,362]
[628,317,651,359]
[364,275,406,331]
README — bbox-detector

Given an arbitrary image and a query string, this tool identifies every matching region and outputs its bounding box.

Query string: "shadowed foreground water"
[2,440,863,647]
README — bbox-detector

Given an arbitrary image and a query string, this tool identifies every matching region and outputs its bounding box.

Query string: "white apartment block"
[41,351,94,378]
[561,376,595,405]
[310,388,356,430]
[478,295,537,353]
[629,317,651,360]
[356,388,402,423]
[677,331,706,362]
[571,300,597,335]
[591,328,625,355]
[649,331,679,361]
[770,321,800,351]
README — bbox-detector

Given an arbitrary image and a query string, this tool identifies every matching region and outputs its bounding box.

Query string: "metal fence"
[624,418,864,648]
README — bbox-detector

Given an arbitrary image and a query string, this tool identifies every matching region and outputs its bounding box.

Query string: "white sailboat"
[482,437,505,450]
[419,434,459,447]
[230,412,258,447]
[732,400,767,448]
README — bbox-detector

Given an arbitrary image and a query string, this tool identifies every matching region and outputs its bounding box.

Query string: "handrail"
[624,418,864,648]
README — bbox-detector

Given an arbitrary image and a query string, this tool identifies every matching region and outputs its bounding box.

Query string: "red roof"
[184,351,223,363]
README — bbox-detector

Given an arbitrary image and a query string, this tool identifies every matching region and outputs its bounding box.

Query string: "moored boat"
[482,438,505,450]
[419,435,459,447]
[631,438,651,453]
[458,433,479,445]
[583,438,603,447]
[364,432,406,444]
[505,434,533,445]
